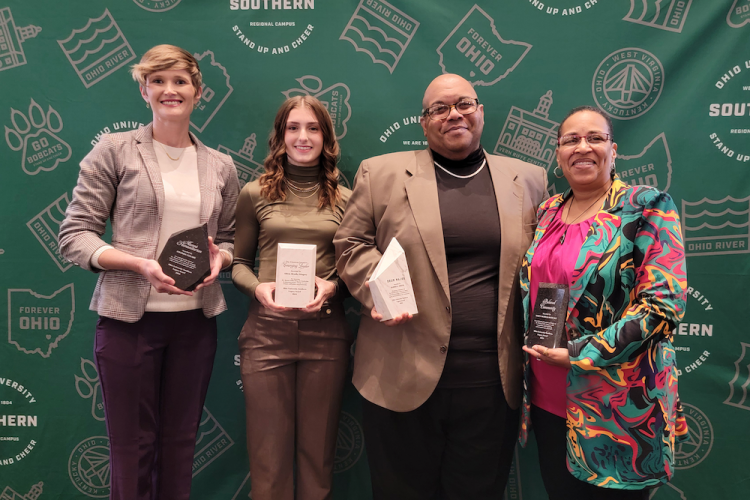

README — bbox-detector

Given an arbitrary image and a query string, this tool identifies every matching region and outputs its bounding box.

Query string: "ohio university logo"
[132,0,182,12]
[5,99,72,176]
[673,287,715,377]
[0,376,39,467]
[437,5,531,87]
[592,48,664,120]
[340,0,420,74]
[674,404,713,469]
[706,59,750,164]
[0,7,41,72]
[57,9,136,89]
[7,283,75,358]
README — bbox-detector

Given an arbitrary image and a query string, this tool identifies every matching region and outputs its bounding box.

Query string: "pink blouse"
[529,207,595,418]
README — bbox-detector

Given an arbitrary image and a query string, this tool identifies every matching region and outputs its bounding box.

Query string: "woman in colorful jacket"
[519,105,689,500]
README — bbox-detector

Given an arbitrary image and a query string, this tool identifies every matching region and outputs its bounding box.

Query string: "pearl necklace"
[433,159,486,179]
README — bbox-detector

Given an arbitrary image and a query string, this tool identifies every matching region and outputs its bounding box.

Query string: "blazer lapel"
[404,149,450,301]
[566,179,627,329]
[520,193,565,330]
[487,155,526,319]
[135,123,165,222]
[191,132,215,224]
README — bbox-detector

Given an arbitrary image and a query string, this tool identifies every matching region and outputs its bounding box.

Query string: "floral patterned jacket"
[519,178,689,490]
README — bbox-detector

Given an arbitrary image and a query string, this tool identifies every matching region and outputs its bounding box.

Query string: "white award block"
[275,243,317,308]
[367,237,418,321]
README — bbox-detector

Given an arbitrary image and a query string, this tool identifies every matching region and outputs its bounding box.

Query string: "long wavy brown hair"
[259,96,341,210]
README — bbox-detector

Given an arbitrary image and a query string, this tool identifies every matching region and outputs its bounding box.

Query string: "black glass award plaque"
[157,223,211,292]
[527,283,569,349]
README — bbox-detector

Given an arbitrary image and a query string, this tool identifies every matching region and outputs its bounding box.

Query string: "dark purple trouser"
[95,309,217,500]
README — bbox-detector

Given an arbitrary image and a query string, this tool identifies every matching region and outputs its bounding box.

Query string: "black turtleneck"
[433,146,502,389]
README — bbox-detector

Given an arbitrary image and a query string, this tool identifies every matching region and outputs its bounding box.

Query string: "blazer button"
[325,308,331,315]
[440,345,447,354]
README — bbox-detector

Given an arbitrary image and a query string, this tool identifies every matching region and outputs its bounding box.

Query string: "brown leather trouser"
[239,301,351,500]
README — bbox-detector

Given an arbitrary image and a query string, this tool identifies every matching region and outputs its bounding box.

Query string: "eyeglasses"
[422,98,480,120]
[557,133,612,148]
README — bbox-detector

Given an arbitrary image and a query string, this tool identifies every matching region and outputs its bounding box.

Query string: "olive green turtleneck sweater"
[232,162,351,300]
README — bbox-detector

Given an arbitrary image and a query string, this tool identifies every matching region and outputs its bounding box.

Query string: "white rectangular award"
[367,237,418,321]
[274,243,317,308]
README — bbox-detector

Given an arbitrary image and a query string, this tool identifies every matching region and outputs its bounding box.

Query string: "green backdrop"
[1,0,749,498]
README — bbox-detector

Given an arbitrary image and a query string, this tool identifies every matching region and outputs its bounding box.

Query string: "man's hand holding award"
[368,237,418,322]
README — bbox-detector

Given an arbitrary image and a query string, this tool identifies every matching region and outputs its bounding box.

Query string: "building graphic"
[623,0,692,33]
[218,134,264,188]
[0,482,43,500]
[682,196,750,256]
[0,7,41,72]
[493,91,558,171]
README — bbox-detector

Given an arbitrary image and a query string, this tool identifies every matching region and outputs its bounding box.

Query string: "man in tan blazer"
[334,74,547,499]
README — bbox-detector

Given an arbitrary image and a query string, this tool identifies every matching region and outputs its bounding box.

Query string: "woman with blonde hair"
[59,44,239,499]
[233,95,351,500]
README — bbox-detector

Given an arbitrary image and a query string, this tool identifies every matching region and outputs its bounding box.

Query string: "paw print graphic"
[4,98,72,175]
[74,357,105,421]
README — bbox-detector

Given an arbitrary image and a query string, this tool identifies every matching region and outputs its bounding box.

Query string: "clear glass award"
[367,237,418,321]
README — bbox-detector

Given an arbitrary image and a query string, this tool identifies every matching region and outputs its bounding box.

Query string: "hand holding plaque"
[527,283,569,349]
[157,223,211,292]
[275,243,317,308]
[368,237,418,321]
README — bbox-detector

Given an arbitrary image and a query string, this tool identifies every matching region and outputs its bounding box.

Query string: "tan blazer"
[59,123,240,323]
[334,149,547,412]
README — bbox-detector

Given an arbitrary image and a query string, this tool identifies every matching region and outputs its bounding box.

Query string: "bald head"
[420,74,484,160]
[422,74,476,109]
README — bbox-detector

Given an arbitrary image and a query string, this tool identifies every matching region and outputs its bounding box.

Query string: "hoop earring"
[553,165,564,179]
[610,159,617,179]
[194,101,200,110]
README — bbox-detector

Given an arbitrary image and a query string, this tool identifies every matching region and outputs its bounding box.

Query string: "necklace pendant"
[559,232,566,245]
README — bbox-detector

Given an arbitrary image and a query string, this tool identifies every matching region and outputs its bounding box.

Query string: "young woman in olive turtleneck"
[232,96,351,500]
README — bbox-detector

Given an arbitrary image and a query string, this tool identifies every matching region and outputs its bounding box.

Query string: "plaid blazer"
[59,123,240,322]
[519,178,689,489]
